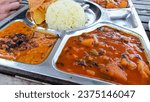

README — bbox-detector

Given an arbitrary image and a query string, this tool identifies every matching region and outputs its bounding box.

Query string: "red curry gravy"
[93,0,128,8]
[56,26,150,85]
[0,21,57,64]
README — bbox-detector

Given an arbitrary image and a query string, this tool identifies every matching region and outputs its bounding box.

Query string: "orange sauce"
[56,26,150,85]
[93,0,128,8]
[0,21,57,64]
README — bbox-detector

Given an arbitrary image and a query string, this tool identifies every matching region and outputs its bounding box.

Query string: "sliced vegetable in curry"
[0,21,57,64]
[56,26,150,85]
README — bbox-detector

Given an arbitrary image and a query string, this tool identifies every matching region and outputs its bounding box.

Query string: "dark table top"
[132,0,150,39]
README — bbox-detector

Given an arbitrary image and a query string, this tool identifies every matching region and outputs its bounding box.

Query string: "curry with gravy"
[57,26,150,84]
[93,0,128,8]
[0,21,57,64]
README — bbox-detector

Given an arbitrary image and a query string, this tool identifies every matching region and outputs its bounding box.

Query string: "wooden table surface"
[0,0,150,85]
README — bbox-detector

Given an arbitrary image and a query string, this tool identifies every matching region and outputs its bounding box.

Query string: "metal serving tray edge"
[0,0,149,84]
[0,4,28,28]
[51,22,150,85]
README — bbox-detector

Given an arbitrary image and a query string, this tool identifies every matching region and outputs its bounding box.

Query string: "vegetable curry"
[56,26,150,85]
[0,21,57,64]
[93,0,128,8]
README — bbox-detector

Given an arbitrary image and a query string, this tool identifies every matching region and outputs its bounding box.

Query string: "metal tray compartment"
[0,19,60,65]
[0,0,149,84]
[26,0,103,34]
[92,0,146,34]
[50,22,150,85]
[104,8,138,28]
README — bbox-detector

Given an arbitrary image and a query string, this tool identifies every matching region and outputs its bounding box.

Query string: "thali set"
[0,0,150,85]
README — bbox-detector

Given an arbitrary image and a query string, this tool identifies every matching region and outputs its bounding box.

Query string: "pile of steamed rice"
[46,0,87,31]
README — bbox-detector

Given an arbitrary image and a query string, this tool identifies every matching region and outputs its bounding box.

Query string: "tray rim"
[50,22,150,85]
[0,0,149,85]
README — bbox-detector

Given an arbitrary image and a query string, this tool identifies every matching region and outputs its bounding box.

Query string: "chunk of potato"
[137,60,150,78]
[106,2,118,8]
[100,60,127,81]
[86,69,96,76]
[81,39,94,47]
[120,58,137,70]
[119,1,128,8]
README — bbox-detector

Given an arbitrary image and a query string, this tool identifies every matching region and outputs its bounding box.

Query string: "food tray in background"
[0,0,149,85]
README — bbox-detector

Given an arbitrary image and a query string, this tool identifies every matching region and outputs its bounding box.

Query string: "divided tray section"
[104,8,138,28]
[93,0,139,29]
[0,0,149,85]
[0,20,59,67]
[26,0,103,33]
[51,22,150,85]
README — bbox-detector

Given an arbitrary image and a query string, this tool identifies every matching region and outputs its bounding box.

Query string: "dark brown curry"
[0,21,57,64]
[56,26,150,85]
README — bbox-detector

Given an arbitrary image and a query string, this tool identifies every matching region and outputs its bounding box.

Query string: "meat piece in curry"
[93,0,128,8]
[0,33,38,52]
[0,21,57,64]
[56,26,150,85]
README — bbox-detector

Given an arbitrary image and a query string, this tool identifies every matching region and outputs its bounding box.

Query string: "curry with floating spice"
[0,21,57,64]
[56,26,150,84]
[93,0,128,8]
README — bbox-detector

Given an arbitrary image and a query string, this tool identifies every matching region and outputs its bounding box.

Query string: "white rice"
[45,0,87,31]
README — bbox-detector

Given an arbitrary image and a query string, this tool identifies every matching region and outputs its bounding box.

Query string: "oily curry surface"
[93,0,128,8]
[57,26,150,85]
[0,21,57,64]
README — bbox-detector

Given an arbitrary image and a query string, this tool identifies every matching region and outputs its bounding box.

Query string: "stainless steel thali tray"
[0,0,149,85]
